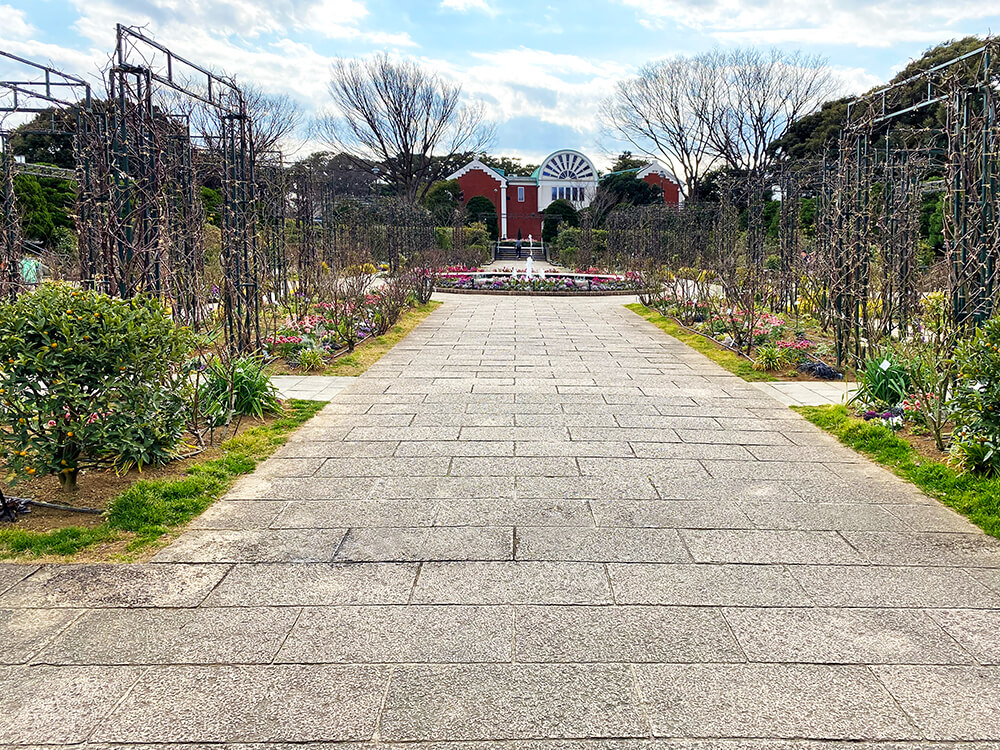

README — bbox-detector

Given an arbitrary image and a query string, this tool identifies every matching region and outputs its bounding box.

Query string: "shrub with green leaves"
[0,283,192,491]
[855,351,910,407]
[953,316,1000,437]
[199,356,282,423]
[949,316,1000,474]
[949,427,1000,477]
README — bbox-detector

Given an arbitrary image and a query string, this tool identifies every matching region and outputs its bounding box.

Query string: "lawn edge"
[624,303,778,382]
[0,398,327,563]
[792,403,1000,539]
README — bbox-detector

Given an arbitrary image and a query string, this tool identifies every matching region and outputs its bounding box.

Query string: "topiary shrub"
[542,199,579,243]
[0,283,193,491]
[465,196,498,240]
[558,246,579,269]
[434,226,453,250]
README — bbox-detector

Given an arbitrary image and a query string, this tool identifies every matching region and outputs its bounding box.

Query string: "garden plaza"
[2,19,1000,749]
[3,292,1000,744]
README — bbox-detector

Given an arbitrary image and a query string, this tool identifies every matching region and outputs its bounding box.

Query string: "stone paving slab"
[7,294,1000,745]
[277,605,512,663]
[38,607,298,664]
[379,664,649,742]
[635,663,917,739]
[723,607,974,664]
[93,665,390,743]
[0,564,228,608]
[271,374,356,402]
[753,380,859,407]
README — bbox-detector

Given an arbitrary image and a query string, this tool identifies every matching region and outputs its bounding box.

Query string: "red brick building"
[448,149,681,239]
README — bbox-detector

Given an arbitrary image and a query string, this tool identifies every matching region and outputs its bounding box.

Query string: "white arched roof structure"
[537,149,598,181]
[535,149,599,211]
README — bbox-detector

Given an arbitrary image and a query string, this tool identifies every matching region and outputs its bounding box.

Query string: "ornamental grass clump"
[0,283,193,491]
[199,356,282,424]
[752,344,787,372]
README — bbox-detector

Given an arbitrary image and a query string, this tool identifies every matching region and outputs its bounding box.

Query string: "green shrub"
[855,351,909,407]
[0,283,193,491]
[466,196,498,240]
[464,221,490,249]
[949,427,1000,477]
[953,316,1000,438]
[558,246,579,269]
[592,229,609,256]
[949,316,1000,474]
[199,356,282,423]
[434,226,453,251]
[555,227,581,253]
[542,199,578,243]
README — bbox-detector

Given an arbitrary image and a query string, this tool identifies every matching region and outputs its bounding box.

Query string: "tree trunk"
[58,468,79,493]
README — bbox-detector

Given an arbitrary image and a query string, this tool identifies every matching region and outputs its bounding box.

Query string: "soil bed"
[3,415,279,533]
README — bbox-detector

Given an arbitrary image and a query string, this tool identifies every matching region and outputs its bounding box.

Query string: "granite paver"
[3,293,999,745]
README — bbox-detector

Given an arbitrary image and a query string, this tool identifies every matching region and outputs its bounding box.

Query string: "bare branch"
[319,54,494,202]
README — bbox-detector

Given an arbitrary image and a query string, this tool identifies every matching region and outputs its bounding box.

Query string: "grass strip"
[0,399,326,560]
[794,404,1000,538]
[625,303,777,382]
[322,300,442,376]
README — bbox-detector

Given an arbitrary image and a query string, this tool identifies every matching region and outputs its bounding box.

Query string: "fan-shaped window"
[540,151,596,181]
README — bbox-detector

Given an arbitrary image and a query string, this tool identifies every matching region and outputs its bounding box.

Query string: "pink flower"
[46,420,56,427]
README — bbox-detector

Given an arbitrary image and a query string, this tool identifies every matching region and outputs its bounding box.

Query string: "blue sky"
[2,0,999,169]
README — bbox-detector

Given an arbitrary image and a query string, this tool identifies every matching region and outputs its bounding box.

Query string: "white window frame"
[517,186,524,202]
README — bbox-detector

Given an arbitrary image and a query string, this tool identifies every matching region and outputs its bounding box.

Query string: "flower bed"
[264,283,413,369]
[434,270,641,294]
[647,295,845,381]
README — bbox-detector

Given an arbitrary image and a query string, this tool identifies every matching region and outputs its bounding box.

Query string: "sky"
[2,0,998,170]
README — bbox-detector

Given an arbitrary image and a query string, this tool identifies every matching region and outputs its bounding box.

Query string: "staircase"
[494,240,546,262]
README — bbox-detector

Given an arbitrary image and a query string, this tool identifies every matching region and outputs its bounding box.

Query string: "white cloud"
[830,65,884,97]
[297,0,415,42]
[0,3,33,39]
[69,0,413,47]
[417,46,630,162]
[440,0,495,13]
[619,0,995,47]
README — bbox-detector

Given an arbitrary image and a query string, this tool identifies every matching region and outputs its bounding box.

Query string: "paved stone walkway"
[4,294,1000,746]
[753,379,859,406]
[272,374,356,401]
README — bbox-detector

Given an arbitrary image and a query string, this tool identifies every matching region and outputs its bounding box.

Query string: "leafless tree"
[319,53,494,202]
[600,57,716,201]
[695,47,836,178]
[240,84,302,156]
[603,48,834,200]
